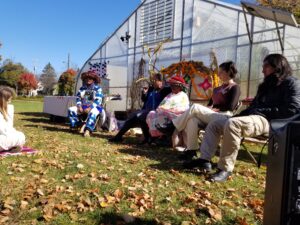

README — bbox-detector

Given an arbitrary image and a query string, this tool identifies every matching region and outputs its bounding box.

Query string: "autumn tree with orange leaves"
[257,0,300,23]
[18,73,38,95]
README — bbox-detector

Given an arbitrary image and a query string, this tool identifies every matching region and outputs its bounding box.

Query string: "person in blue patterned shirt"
[68,71,104,137]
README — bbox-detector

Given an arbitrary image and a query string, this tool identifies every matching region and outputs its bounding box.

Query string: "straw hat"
[81,71,101,84]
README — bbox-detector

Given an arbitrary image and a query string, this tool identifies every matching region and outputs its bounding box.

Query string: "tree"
[0,60,28,91]
[18,73,38,95]
[57,68,77,96]
[39,63,57,95]
[257,0,300,23]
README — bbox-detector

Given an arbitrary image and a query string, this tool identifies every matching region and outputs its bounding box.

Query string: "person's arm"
[141,86,153,103]
[7,104,14,127]
[227,85,241,111]
[207,98,213,107]
[218,85,241,111]
[75,88,83,113]
[0,113,10,135]
[255,78,300,120]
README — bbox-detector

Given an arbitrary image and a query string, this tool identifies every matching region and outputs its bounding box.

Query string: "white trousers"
[172,104,232,149]
[200,115,269,172]
[0,130,26,151]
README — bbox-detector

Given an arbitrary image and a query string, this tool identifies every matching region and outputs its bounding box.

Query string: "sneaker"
[178,150,198,161]
[83,129,90,137]
[210,169,231,182]
[183,158,212,172]
[155,121,175,135]
[108,136,123,143]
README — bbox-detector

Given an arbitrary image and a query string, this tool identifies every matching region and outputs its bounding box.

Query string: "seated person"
[0,86,25,152]
[147,76,190,139]
[109,73,171,144]
[68,71,104,137]
[157,61,240,159]
[184,54,300,182]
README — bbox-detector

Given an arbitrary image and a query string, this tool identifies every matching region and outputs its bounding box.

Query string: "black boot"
[108,135,123,143]
[210,169,231,182]
[178,149,198,160]
[183,158,212,172]
[155,121,175,135]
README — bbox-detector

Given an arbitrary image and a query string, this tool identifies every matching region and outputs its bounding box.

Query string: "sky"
[0,0,241,76]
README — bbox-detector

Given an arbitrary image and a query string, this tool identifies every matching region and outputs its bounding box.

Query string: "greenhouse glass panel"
[236,45,250,98]
[140,0,174,44]
[105,22,129,58]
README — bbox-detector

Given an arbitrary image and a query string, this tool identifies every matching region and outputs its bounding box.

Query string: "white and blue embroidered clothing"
[68,84,104,131]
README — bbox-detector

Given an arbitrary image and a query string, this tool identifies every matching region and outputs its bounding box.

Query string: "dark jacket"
[238,75,300,121]
[142,86,171,111]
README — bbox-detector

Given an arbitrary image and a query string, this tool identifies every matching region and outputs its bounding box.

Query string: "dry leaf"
[76,164,84,169]
[40,179,48,184]
[20,200,29,209]
[37,189,44,196]
[181,221,192,225]
[236,216,249,225]
[100,201,108,208]
[0,216,9,223]
[114,189,123,199]
[207,205,222,221]
[0,209,11,216]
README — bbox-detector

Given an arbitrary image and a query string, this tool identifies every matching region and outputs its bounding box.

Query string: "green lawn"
[0,99,266,225]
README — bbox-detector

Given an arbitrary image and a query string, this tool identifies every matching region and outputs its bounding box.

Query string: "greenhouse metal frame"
[76,0,300,112]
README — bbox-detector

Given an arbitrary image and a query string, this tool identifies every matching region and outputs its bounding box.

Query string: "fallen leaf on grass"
[0,209,11,216]
[114,189,123,199]
[221,200,235,207]
[100,201,108,208]
[0,216,9,224]
[20,200,29,209]
[76,164,84,169]
[181,221,192,225]
[236,216,249,225]
[37,189,44,196]
[207,205,222,221]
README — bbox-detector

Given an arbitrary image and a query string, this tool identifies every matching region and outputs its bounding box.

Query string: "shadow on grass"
[21,117,53,124]
[93,211,159,225]
[237,148,267,166]
[118,145,186,171]
[18,112,48,117]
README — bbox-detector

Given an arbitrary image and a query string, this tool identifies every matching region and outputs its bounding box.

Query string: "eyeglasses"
[170,83,182,87]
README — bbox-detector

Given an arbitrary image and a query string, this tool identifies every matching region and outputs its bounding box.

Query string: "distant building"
[29,81,43,96]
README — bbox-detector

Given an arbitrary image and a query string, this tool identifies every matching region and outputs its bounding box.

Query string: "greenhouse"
[75,0,300,113]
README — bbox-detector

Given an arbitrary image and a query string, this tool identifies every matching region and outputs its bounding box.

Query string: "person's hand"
[142,86,149,94]
[212,108,220,112]
[77,106,83,113]
[83,107,91,114]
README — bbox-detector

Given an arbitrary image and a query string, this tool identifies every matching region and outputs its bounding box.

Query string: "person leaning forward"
[184,53,300,182]
[109,73,171,144]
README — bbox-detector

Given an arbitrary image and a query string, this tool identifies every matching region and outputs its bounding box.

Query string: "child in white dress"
[0,86,25,151]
